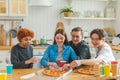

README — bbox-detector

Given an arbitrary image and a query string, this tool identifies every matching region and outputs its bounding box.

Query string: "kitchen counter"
[109,44,120,51]
[33,46,48,50]
[88,43,120,51]
[0,44,120,51]
[0,68,120,80]
[0,45,48,50]
[0,46,12,50]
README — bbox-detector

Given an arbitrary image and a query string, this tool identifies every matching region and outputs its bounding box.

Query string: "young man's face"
[20,36,32,47]
[91,33,104,48]
[71,31,83,45]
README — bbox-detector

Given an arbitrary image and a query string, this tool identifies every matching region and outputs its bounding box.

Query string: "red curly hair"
[17,28,34,42]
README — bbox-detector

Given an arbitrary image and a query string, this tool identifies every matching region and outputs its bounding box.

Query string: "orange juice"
[0,73,7,80]
[104,64,111,77]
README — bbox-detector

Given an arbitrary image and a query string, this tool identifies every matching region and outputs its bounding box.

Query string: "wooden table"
[0,68,120,80]
[0,68,41,80]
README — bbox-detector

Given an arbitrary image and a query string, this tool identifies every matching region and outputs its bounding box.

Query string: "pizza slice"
[42,69,66,77]
[78,68,94,74]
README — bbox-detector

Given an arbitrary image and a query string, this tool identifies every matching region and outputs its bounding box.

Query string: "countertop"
[88,43,120,51]
[0,68,120,80]
[0,45,48,50]
[109,44,120,51]
[32,46,48,50]
[0,44,120,51]
[0,46,12,50]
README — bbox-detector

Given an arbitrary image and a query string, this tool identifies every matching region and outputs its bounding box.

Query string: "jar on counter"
[111,61,118,76]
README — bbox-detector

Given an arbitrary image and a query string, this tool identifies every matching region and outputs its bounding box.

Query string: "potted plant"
[60,6,73,17]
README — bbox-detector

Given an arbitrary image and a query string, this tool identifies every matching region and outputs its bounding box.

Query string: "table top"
[0,68,120,80]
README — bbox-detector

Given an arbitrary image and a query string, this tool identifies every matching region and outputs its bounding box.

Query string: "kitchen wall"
[1,0,119,45]
[115,0,120,34]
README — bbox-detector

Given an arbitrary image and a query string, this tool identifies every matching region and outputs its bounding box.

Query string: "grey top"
[11,44,33,69]
[56,52,63,66]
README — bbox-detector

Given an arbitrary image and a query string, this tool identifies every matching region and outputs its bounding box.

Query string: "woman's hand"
[70,60,81,69]
[48,62,59,69]
[62,64,70,70]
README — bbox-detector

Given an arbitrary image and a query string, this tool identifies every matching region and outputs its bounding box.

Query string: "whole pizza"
[78,68,94,75]
[42,69,66,77]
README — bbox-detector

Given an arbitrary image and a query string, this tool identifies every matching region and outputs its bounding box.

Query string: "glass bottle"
[104,0,116,18]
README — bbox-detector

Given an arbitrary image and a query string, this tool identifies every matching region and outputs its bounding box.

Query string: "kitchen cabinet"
[0,50,10,70]
[65,0,116,21]
[112,50,120,60]
[0,0,28,16]
[33,49,45,68]
[89,47,96,58]
[0,0,8,16]
[9,0,28,16]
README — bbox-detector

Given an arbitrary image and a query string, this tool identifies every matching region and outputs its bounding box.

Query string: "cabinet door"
[33,49,45,68]
[0,50,10,70]
[112,50,120,60]
[0,0,8,16]
[9,0,28,16]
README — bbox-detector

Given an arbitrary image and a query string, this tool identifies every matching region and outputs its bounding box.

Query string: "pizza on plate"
[42,69,66,77]
[78,68,94,74]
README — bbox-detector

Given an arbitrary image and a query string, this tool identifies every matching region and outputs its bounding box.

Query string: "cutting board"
[104,28,116,37]
[56,22,65,31]
[0,24,7,46]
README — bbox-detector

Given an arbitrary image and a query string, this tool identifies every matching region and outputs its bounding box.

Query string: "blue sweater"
[40,45,77,67]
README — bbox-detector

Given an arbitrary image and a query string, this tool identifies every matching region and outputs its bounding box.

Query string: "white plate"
[112,37,120,45]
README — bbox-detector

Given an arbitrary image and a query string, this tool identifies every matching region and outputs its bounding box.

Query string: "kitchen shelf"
[68,0,116,2]
[68,0,116,5]
[64,17,116,20]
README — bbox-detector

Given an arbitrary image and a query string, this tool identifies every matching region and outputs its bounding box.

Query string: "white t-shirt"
[78,43,115,66]
[96,42,115,64]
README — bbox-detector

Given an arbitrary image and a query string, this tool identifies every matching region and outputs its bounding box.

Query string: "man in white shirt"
[70,28,115,68]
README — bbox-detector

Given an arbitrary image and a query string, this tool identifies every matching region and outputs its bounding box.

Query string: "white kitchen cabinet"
[9,0,28,16]
[0,0,28,16]
[33,49,45,68]
[0,50,10,70]
[0,0,8,16]
[112,50,120,60]
[66,0,116,21]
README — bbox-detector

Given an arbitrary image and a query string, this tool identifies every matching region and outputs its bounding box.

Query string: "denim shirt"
[40,44,77,67]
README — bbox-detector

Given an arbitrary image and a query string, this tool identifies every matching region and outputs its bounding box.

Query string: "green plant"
[107,0,113,6]
[60,6,73,14]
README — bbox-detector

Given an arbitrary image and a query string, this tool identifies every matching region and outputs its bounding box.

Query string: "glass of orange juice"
[0,73,7,80]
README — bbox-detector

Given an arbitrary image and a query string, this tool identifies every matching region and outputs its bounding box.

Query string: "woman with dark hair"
[40,29,77,69]
[11,28,37,69]
[70,28,115,68]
